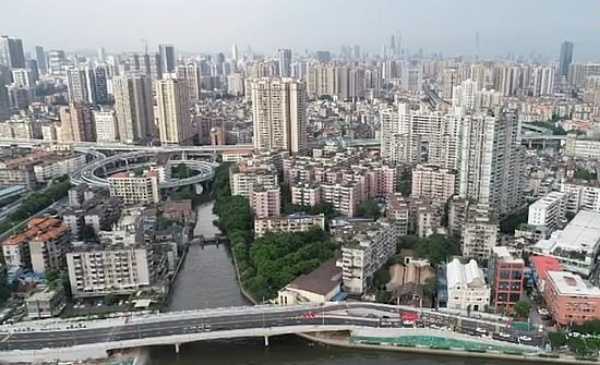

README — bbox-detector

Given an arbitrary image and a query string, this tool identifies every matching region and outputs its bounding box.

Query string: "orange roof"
[2,217,67,247]
[530,255,562,281]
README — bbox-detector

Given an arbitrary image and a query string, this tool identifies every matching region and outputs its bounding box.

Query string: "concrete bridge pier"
[264,335,269,347]
[175,343,181,353]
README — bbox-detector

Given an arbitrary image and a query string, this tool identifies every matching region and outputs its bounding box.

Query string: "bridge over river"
[0,302,542,363]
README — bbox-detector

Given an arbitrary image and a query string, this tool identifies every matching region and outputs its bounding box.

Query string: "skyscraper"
[559,41,574,77]
[250,78,307,154]
[457,110,525,217]
[159,44,176,75]
[112,73,155,144]
[94,65,109,104]
[0,36,25,69]
[277,49,292,77]
[34,46,47,75]
[155,77,193,144]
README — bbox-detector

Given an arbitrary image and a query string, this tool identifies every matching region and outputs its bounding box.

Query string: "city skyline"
[2,0,600,61]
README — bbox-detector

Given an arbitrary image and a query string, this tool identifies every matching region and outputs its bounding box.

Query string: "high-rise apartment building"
[0,36,25,69]
[47,50,66,75]
[559,41,574,78]
[155,77,192,144]
[457,111,525,217]
[381,104,459,169]
[531,66,554,96]
[175,63,202,101]
[59,103,95,142]
[112,73,155,144]
[250,78,307,154]
[93,110,119,143]
[66,67,97,104]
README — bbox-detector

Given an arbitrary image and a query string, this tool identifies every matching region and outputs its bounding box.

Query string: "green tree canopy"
[358,199,382,220]
[414,234,459,266]
[513,300,531,319]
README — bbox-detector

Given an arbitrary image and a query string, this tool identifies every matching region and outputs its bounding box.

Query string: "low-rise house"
[278,259,342,305]
[446,258,491,312]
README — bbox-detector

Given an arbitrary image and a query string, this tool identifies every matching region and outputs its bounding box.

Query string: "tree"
[358,199,381,219]
[513,300,531,319]
[172,163,195,179]
[104,294,117,306]
[414,234,459,266]
[500,208,529,234]
[547,332,566,350]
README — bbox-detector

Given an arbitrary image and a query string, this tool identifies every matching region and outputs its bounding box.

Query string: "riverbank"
[227,229,587,365]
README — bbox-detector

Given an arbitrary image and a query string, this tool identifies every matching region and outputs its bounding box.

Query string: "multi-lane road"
[0,303,544,352]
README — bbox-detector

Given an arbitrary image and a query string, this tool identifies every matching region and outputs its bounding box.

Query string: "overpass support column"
[264,335,270,347]
[175,343,181,353]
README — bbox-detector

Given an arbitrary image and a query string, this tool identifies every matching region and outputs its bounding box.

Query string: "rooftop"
[286,258,342,295]
[446,258,487,289]
[533,210,600,255]
[529,192,566,209]
[547,271,600,297]
[3,217,68,246]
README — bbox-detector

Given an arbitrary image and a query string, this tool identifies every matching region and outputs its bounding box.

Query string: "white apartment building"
[562,180,600,214]
[461,208,499,260]
[446,258,491,312]
[531,210,600,277]
[93,110,119,143]
[291,183,321,206]
[250,78,307,154]
[32,154,86,183]
[108,172,160,205]
[66,245,161,298]
[320,182,360,217]
[411,164,456,204]
[255,213,325,238]
[528,191,567,234]
[565,135,600,160]
[336,220,401,294]
[229,160,278,197]
[380,104,459,169]
[97,207,145,246]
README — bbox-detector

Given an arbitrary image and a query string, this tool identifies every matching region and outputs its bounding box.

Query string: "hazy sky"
[3,0,600,60]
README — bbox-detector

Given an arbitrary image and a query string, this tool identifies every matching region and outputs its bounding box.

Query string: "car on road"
[497,332,511,338]
[519,335,532,342]
[475,327,488,334]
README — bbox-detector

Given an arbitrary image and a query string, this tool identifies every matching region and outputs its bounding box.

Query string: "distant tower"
[158,44,176,75]
[232,44,239,62]
[277,48,292,77]
[559,41,574,77]
[475,32,480,58]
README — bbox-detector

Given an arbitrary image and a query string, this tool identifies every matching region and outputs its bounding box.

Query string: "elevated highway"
[73,151,217,189]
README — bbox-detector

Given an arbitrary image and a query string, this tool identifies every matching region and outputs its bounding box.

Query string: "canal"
[155,201,522,365]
